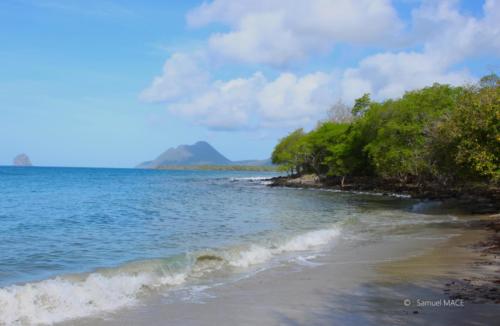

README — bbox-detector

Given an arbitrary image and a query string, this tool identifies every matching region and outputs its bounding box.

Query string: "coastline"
[65,213,500,326]
[266,175,500,314]
[2,169,499,325]
[3,169,498,325]
[268,174,500,214]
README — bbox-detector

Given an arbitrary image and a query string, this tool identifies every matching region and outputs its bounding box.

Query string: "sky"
[0,0,498,168]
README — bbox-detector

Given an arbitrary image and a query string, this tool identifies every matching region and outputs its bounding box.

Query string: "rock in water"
[13,154,32,166]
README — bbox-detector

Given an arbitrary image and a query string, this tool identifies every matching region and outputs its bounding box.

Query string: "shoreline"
[65,213,500,326]
[2,171,499,325]
[268,174,500,214]
[269,174,500,306]
[378,215,500,305]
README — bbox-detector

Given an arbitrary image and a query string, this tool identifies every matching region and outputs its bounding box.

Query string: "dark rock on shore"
[444,218,500,304]
[268,174,500,214]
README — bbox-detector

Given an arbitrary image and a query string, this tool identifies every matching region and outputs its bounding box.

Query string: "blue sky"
[0,0,498,167]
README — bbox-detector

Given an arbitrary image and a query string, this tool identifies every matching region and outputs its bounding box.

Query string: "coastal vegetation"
[272,75,499,190]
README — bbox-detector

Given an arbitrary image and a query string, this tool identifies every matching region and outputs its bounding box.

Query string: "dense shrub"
[272,76,499,186]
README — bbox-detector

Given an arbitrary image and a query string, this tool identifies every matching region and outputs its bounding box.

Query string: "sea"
[0,166,458,325]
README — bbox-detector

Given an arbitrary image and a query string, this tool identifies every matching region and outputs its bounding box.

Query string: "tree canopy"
[272,75,499,186]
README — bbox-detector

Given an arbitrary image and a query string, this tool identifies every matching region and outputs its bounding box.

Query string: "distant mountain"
[137,141,232,168]
[13,153,32,166]
[137,141,272,169]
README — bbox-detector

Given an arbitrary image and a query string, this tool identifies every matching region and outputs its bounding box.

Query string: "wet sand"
[66,215,500,326]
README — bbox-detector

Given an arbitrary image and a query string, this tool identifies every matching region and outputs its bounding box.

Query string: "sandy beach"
[66,213,500,326]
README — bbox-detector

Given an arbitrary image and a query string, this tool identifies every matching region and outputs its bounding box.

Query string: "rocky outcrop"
[269,175,500,214]
[13,154,32,166]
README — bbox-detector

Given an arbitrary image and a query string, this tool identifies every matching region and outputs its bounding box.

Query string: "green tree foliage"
[272,76,499,186]
[271,128,307,174]
[479,73,500,88]
[363,84,463,182]
[428,84,499,182]
[351,93,371,117]
[302,122,350,176]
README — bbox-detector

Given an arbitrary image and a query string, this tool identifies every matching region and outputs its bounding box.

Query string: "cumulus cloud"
[142,0,500,131]
[144,66,335,130]
[140,52,209,102]
[188,0,403,65]
[340,51,471,101]
[415,0,500,61]
[168,73,264,130]
[339,0,500,101]
[257,72,333,124]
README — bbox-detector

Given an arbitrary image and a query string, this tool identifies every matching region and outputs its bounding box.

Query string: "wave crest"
[230,228,340,268]
[0,271,186,325]
[0,227,341,325]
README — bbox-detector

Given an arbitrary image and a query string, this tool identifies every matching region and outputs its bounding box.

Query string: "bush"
[272,75,499,187]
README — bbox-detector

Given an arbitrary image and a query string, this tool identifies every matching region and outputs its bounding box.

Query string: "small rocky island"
[13,153,32,166]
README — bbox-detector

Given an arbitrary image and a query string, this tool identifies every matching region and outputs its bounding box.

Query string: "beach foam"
[0,271,186,325]
[0,227,340,325]
[229,176,273,185]
[230,228,341,268]
[230,245,274,268]
[279,229,341,251]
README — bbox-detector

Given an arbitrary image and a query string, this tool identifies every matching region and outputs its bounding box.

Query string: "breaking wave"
[0,269,186,325]
[229,176,273,185]
[0,227,341,325]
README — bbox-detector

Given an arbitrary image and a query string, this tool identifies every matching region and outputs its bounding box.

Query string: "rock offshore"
[13,153,32,166]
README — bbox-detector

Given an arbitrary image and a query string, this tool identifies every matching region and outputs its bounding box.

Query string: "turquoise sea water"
[0,166,454,324]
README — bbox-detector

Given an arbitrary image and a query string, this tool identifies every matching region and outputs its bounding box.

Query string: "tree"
[428,83,499,182]
[363,84,463,183]
[326,100,353,123]
[304,122,350,178]
[351,93,371,117]
[270,74,498,188]
[479,73,500,89]
[271,129,307,175]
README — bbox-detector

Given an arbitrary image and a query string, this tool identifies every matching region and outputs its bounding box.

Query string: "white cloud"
[142,0,500,131]
[257,72,333,123]
[340,51,471,101]
[339,0,500,101]
[412,0,500,62]
[169,73,264,130]
[140,52,209,102]
[149,68,335,130]
[208,12,307,66]
[188,0,403,65]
